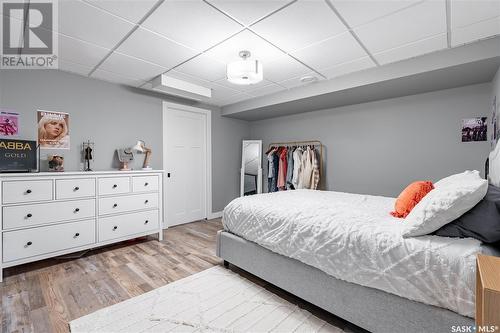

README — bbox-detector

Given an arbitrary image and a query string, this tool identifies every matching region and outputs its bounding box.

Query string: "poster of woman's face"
[37,110,70,149]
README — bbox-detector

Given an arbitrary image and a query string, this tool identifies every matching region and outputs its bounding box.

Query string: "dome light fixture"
[226,50,263,85]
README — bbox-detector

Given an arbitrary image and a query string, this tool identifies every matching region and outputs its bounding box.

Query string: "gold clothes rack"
[267,140,323,186]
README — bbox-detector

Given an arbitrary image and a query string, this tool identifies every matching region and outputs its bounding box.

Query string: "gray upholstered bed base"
[216,230,474,333]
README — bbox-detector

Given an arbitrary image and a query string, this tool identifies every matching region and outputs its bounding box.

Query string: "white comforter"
[223,190,487,318]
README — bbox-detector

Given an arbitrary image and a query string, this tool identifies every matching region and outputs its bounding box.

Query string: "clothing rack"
[268,140,323,184]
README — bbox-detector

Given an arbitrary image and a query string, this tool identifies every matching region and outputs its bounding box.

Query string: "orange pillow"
[391,181,434,218]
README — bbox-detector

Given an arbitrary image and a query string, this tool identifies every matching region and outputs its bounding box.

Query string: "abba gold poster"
[37,110,70,149]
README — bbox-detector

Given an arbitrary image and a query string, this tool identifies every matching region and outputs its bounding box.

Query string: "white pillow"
[403,170,488,238]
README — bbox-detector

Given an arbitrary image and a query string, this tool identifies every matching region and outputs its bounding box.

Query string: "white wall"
[251,83,492,197]
[0,69,251,213]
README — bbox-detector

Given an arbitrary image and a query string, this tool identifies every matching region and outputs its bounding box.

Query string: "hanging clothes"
[267,148,279,193]
[311,146,320,190]
[299,147,315,189]
[292,147,303,189]
[277,147,288,190]
[286,147,294,190]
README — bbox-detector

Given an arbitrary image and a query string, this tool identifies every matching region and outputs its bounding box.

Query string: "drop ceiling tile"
[58,59,93,76]
[263,55,312,83]
[215,77,274,92]
[354,0,446,53]
[98,51,167,82]
[91,68,145,86]
[251,0,347,52]
[247,83,286,97]
[174,55,227,82]
[206,0,292,25]
[141,0,243,52]
[84,0,159,24]
[451,0,500,28]
[58,0,135,49]
[116,27,197,70]
[220,93,254,106]
[451,16,500,46]
[203,30,285,64]
[291,32,368,71]
[58,34,110,69]
[278,72,323,89]
[374,33,447,65]
[319,56,375,79]
[332,0,421,28]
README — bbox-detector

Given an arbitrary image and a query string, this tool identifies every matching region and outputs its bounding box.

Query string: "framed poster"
[0,110,19,137]
[0,139,37,172]
[37,110,70,149]
[462,117,487,142]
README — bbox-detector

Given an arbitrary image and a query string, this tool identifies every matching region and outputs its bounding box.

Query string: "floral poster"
[37,110,70,149]
[0,110,19,137]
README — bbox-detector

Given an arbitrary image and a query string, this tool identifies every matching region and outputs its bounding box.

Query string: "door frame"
[162,101,212,228]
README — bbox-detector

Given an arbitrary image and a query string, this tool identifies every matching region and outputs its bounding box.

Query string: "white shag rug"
[70,266,341,333]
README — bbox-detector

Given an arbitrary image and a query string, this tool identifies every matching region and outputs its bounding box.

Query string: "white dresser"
[0,170,163,281]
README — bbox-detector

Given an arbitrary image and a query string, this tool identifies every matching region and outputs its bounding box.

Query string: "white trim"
[208,211,223,219]
[162,102,212,228]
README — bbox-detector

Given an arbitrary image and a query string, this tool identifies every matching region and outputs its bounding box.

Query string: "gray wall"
[250,83,492,197]
[0,69,250,213]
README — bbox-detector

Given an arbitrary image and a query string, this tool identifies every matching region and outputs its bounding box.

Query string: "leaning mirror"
[241,140,262,196]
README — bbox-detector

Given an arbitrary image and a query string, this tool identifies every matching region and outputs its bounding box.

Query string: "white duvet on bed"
[223,190,486,318]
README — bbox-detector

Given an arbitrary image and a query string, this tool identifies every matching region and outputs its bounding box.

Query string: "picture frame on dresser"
[0,170,164,282]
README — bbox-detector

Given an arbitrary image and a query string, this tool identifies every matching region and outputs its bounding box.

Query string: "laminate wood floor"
[0,219,364,333]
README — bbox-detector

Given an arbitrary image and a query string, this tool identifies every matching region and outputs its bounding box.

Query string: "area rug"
[70,266,340,332]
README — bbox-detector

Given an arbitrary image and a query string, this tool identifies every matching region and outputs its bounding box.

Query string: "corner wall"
[250,83,492,197]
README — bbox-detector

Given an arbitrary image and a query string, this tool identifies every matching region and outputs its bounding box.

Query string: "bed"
[216,189,499,333]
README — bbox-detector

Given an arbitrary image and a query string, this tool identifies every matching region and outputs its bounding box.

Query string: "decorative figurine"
[82,140,94,171]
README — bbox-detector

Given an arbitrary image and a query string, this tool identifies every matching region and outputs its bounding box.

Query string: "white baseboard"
[208,211,223,219]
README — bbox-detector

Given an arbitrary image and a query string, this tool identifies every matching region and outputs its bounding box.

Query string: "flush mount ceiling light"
[226,50,263,85]
[300,75,318,83]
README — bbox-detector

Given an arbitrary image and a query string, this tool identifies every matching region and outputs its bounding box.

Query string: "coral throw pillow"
[391,181,434,218]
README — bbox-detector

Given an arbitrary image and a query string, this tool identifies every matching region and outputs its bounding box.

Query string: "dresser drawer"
[2,180,53,204]
[3,199,95,230]
[3,219,95,262]
[98,210,158,242]
[98,193,158,215]
[132,175,159,193]
[98,177,130,196]
[56,178,95,200]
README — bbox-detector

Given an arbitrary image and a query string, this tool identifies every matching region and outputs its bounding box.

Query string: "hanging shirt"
[299,147,313,189]
[311,147,320,190]
[286,148,294,190]
[277,147,288,190]
[292,147,303,189]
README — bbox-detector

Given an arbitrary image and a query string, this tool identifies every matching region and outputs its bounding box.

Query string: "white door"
[163,102,209,227]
